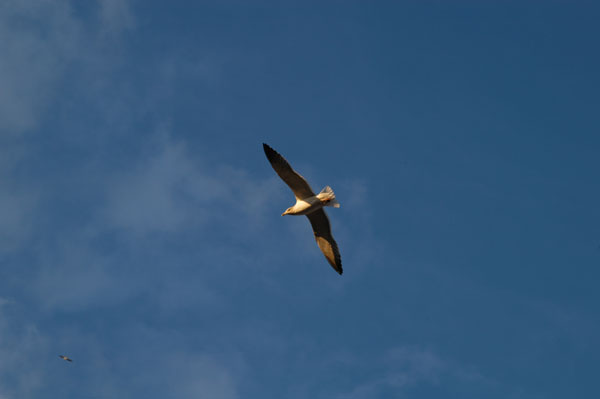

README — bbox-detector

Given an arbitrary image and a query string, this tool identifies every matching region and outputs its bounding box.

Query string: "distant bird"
[59,355,73,362]
[263,143,342,274]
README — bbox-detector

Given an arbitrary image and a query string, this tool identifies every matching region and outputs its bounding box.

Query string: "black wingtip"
[263,143,274,153]
[263,143,279,163]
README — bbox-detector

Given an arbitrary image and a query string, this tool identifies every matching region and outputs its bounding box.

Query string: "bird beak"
[281,212,286,216]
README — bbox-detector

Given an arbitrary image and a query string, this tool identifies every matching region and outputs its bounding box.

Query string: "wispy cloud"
[0,298,12,307]
[0,2,257,393]
[31,237,133,311]
[0,2,387,399]
[98,0,135,35]
[0,300,241,399]
[22,129,283,312]
[333,345,494,399]
[0,0,81,134]
[0,302,48,399]
[0,187,38,252]
[333,346,444,399]
[0,0,142,138]
[103,131,282,235]
[130,351,239,399]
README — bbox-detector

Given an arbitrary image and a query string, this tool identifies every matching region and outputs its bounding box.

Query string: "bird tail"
[317,186,340,208]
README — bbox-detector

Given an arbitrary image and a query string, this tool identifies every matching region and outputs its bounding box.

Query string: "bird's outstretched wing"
[306,209,342,274]
[263,143,315,199]
[59,355,73,362]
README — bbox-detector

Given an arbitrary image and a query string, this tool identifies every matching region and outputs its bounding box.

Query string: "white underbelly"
[290,197,323,215]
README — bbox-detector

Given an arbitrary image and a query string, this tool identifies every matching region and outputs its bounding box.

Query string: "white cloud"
[0,304,48,399]
[19,129,285,312]
[333,345,498,399]
[0,0,141,136]
[335,346,444,399]
[98,0,135,35]
[105,138,198,233]
[0,0,81,134]
[152,353,239,399]
[0,298,12,307]
[0,2,247,398]
[0,188,37,252]
[103,132,281,235]
[0,304,241,399]
[31,241,131,311]
[92,324,242,399]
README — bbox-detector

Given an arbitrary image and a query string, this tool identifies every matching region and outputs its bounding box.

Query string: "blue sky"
[1,1,599,398]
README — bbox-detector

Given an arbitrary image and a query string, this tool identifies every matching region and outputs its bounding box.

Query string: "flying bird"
[59,355,73,362]
[263,143,342,274]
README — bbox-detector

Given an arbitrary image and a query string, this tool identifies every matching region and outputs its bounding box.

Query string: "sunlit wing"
[263,143,315,199]
[306,209,342,274]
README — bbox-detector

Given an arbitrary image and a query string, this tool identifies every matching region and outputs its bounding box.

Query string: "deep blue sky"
[1,1,599,398]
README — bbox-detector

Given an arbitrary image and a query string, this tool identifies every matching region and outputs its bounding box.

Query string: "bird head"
[282,207,292,216]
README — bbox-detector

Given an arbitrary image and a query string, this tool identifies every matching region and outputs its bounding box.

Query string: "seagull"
[59,355,73,362]
[263,143,343,275]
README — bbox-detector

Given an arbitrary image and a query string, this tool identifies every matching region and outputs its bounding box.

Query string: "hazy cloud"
[98,0,135,35]
[103,133,281,235]
[0,188,37,252]
[0,0,81,134]
[0,304,48,399]
[144,353,239,399]
[334,345,497,399]
[0,298,13,307]
[334,346,444,399]
[31,239,132,311]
